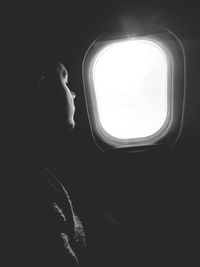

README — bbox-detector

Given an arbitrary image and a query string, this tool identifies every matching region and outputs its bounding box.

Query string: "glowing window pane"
[93,40,168,139]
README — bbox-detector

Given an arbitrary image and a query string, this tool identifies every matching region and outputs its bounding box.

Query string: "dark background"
[4,0,200,266]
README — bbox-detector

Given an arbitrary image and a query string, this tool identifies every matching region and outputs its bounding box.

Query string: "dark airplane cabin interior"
[4,1,200,266]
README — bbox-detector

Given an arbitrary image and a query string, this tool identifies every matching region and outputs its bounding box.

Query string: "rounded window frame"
[82,25,185,152]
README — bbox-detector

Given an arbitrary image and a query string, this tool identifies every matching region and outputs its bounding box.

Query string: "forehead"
[56,62,68,74]
[44,60,68,76]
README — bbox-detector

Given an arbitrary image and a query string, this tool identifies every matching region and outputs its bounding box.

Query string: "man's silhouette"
[34,61,87,267]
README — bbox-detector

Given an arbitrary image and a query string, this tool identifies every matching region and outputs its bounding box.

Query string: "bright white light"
[93,40,168,139]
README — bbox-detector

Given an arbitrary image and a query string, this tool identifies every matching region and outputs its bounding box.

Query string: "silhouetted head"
[39,61,76,139]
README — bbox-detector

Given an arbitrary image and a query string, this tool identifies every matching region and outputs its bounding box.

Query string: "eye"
[63,69,66,77]
[61,68,67,80]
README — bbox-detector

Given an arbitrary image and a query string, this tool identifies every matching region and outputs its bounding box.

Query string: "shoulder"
[38,166,87,264]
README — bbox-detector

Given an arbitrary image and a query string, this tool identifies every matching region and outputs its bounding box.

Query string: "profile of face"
[39,62,76,137]
[55,62,76,129]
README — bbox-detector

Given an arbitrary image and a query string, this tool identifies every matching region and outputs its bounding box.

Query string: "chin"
[68,119,75,130]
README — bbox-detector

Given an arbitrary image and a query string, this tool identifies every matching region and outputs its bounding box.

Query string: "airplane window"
[83,26,185,151]
[93,40,168,139]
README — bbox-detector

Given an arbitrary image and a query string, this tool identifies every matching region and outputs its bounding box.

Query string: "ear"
[38,75,48,103]
[38,75,51,135]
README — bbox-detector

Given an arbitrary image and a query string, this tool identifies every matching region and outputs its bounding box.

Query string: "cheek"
[66,92,75,117]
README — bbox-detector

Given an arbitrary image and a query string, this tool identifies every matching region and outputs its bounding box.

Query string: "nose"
[70,90,76,99]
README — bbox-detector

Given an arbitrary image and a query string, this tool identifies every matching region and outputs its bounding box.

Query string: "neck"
[39,130,75,170]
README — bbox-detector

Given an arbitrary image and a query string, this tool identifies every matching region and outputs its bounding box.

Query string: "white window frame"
[82,25,185,152]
